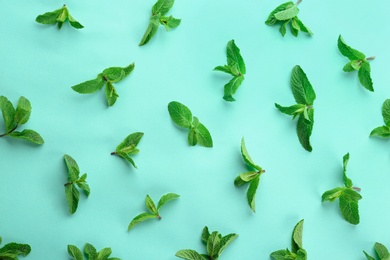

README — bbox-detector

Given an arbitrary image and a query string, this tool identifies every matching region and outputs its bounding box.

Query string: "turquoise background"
[1,0,390,259]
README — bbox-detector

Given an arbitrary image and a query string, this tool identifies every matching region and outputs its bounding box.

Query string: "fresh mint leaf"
[68,243,120,260]
[293,17,312,35]
[160,15,181,30]
[201,227,210,245]
[337,35,365,61]
[358,61,374,91]
[296,110,313,152]
[71,76,105,94]
[188,128,197,146]
[265,1,295,25]
[152,0,174,16]
[247,175,260,212]
[370,99,390,138]
[128,193,179,232]
[363,242,390,260]
[105,81,118,106]
[223,75,245,102]
[291,219,304,253]
[14,96,31,125]
[226,40,246,75]
[139,14,161,46]
[67,245,83,260]
[343,61,355,72]
[274,5,299,20]
[291,65,316,105]
[382,99,390,126]
[370,126,390,138]
[270,249,290,260]
[206,232,221,259]
[9,129,44,145]
[322,153,362,224]
[219,233,238,256]
[36,4,83,29]
[363,251,376,260]
[0,238,31,259]
[168,101,193,128]
[275,103,306,119]
[194,122,213,147]
[175,249,205,260]
[112,132,144,168]
[84,243,97,258]
[241,137,260,170]
[0,96,16,133]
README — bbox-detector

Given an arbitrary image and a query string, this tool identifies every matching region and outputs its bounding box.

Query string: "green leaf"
[241,137,261,170]
[321,187,343,202]
[290,22,299,37]
[175,249,205,260]
[9,129,44,144]
[157,193,179,210]
[291,65,316,105]
[14,96,31,125]
[374,242,390,260]
[188,127,197,146]
[296,248,307,260]
[337,35,366,60]
[96,247,112,260]
[160,16,181,30]
[218,233,238,256]
[116,132,144,153]
[206,232,221,259]
[291,219,304,253]
[370,126,390,138]
[152,0,174,16]
[343,61,356,72]
[123,63,135,77]
[117,152,137,168]
[270,249,290,260]
[382,99,390,126]
[168,101,193,128]
[139,14,161,46]
[201,226,210,245]
[247,175,260,212]
[223,75,244,102]
[213,65,234,76]
[56,7,68,23]
[194,122,213,147]
[84,243,97,259]
[239,172,259,182]
[0,96,16,133]
[293,17,312,35]
[226,40,246,75]
[35,8,62,24]
[76,180,90,197]
[342,153,353,188]
[103,67,125,83]
[279,20,289,37]
[105,81,118,107]
[351,60,363,70]
[265,1,295,25]
[145,195,158,214]
[0,242,31,256]
[275,103,305,118]
[71,76,105,94]
[343,188,362,201]
[339,194,360,225]
[65,184,80,214]
[363,251,376,260]
[128,212,156,231]
[64,154,80,181]
[274,5,299,20]
[234,175,247,186]
[296,111,314,152]
[68,14,84,29]
[358,61,374,92]
[67,245,83,260]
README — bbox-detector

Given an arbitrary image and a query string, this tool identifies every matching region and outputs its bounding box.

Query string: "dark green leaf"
[223,75,244,102]
[195,122,213,147]
[9,129,44,144]
[296,248,307,260]
[290,22,299,37]
[342,153,353,188]
[343,188,362,201]
[296,110,314,152]
[226,40,246,75]
[64,154,80,181]
[116,132,144,153]
[65,184,80,214]
[168,101,193,128]
[270,249,290,260]
[201,226,210,245]
[241,137,261,170]
[188,128,197,146]
[152,0,174,16]
[117,152,137,168]
[291,219,304,253]
[0,242,31,256]
[68,14,84,29]
[96,247,112,260]
[363,251,376,260]
[145,195,158,214]
[279,20,289,37]
[374,242,390,260]
[84,243,97,259]
[105,81,118,107]
[128,212,156,231]
[14,96,31,125]
[382,99,390,126]
[218,233,238,256]
[247,175,260,212]
[370,126,390,138]
[291,65,316,105]
[294,17,312,35]
[265,1,295,25]
[274,5,299,20]
[157,193,179,211]
[358,61,374,92]
[67,245,83,260]
[35,8,62,24]
[337,35,366,60]
[213,65,234,76]
[339,194,360,225]
[321,187,343,202]
[206,232,221,259]
[139,14,161,46]
[275,103,305,118]
[175,249,205,260]
[0,96,16,133]
[234,175,247,186]
[343,61,356,72]
[72,75,105,94]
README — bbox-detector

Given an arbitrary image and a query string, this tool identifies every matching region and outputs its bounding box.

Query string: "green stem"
[0,124,18,137]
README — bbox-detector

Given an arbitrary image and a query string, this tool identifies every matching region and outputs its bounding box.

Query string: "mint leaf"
[247,175,260,212]
[291,219,304,253]
[113,132,143,168]
[270,249,290,260]
[321,187,343,202]
[68,14,83,29]
[160,15,181,30]
[274,5,299,20]
[265,1,295,25]
[219,233,238,256]
[64,154,80,181]
[36,5,83,29]
[9,129,44,144]
[213,65,234,76]
[105,81,118,107]
[293,17,312,35]
[128,212,156,231]
[238,171,258,182]
[35,8,62,24]
[84,243,97,258]
[206,232,221,259]
[14,96,31,125]
[145,195,158,214]
[279,20,289,36]
[96,247,112,259]
[337,35,366,61]
[358,61,374,92]
[291,65,316,105]
[194,122,213,147]
[175,249,205,260]
[65,184,79,215]
[363,251,376,260]
[0,241,31,258]
[139,14,161,46]
[226,40,246,75]
[71,76,105,94]
[375,242,390,259]
[339,194,360,225]
[343,61,355,72]
[370,126,390,138]
[271,220,306,259]
[0,96,16,133]
[241,137,261,170]
[296,110,314,152]
[342,153,352,188]
[382,99,390,126]
[168,101,193,128]
[188,128,197,146]
[201,227,210,245]
[223,75,245,102]
[67,245,83,260]
[275,103,306,119]
[370,99,390,138]
[157,193,180,210]
[152,0,174,16]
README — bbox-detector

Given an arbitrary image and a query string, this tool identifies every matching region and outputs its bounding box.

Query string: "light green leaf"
[65,184,80,214]
[351,60,362,70]
[338,35,366,61]
[213,65,234,76]
[296,248,307,260]
[9,129,44,144]
[247,175,260,212]
[139,14,161,46]
[270,249,290,260]
[14,96,31,125]
[67,245,83,260]
[76,181,90,197]
[35,8,62,24]
[234,175,247,186]
[265,1,295,25]
[218,233,238,256]
[382,99,390,126]
[72,76,105,94]
[239,172,259,182]
[274,5,299,21]
[206,232,221,259]
[343,61,356,72]
[358,61,374,92]
[291,65,316,105]
[343,188,362,202]
[275,103,305,118]
[241,137,261,170]
[145,195,158,214]
[188,128,197,146]
[0,242,31,256]
[116,132,144,153]
[370,126,390,138]
[152,0,174,16]
[68,14,84,29]
[279,20,289,37]
[226,40,246,75]
[195,122,213,147]
[160,15,181,30]
[0,96,16,133]
[84,243,97,259]
[290,22,299,37]
[291,219,304,253]
[201,226,210,245]
[157,193,179,210]
[342,153,352,188]
[294,17,312,35]
[175,249,205,260]
[321,187,343,202]
[374,242,390,260]
[128,212,156,231]
[363,251,376,260]
[168,101,193,128]
[64,154,80,181]
[105,81,118,107]
[56,6,68,23]
[339,194,360,225]
[223,75,244,102]
[117,152,137,168]
[123,63,135,77]
[103,64,134,83]
[296,110,314,152]
[96,247,112,260]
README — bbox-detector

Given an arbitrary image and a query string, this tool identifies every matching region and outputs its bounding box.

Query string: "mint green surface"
[1,1,390,259]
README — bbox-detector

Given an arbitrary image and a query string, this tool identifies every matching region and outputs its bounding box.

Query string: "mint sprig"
[275,65,316,152]
[270,219,307,260]
[234,137,265,213]
[214,39,246,101]
[0,236,31,259]
[0,96,44,144]
[168,101,213,147]
[36,4,83,29]
[111,132,143,168]
[338,35,375,91]
[363,242,390,260]
[64,154,90,215]
[139,0,181,46]
[265,0,312,37]
[370,99,390,138]
[176,226,238,260]
[322,153,362,225]
[72,63,135,107]
[67,243,120,260]
[128,193,179,232]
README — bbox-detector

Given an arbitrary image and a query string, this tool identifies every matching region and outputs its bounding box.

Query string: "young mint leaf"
[247,175,260,212]
[343,61,355,72]
[339,194,360,225]
[293,17,312,35]
[370,126,390,138]
[14,96,31,125]
[291,219,304,253]
[102,68,125,83]
[321,187,343,202]
[226,40,246,75]
[127,212,157,232]
[0,95,16,133]
[274,5,299,20]
[146,195,158,214]
[296,110,314,152]
[157,193,180,211]
[96,247,112,259]
[291,65,316,106]
[36,5,83,29]
[241,137,261,171]
[139,14,161,46]
[9,129,44,144]
[337,35,366,61]
[67,245,83,260]
[65,184,80,215]
[0,242,31,257]
[358,61,374,92]
[275,103,306,118]
[342,153,353,188]
[290,23,299,37]
[265,1,295,25]
[105,81,118,107]
[71,76,105,94]
[223,75,245,102]
[76,180,90,197]
[160,15,181,30]
[234,175,247,186]
[188,128,197,146]
[238,171,259,183]
[152,0,174,16]
[279,20,289,36]
[201,227,210,245]
[35,8,62,24]
[84,243,97,258]
[175,249,205,260]
[194,122,213,147]
[68,14,84,29]
[64,154,80,181]
[218,233,238,256]
[363,251,376,260]
[213,65,234,76]
[168,101,193,128]
[117,152,137,168]
[270,249,290,260]
[374,242,390,259]
[296,248,307,260]
[113,132,143,168]
[206,232,221,259]
[382,99,390,126]
[370,99,390,138]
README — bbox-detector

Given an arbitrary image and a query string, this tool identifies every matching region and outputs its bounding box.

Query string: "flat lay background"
[1,0,390,259]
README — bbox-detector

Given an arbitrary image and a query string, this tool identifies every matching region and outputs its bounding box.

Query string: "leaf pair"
[128,193,179,231]
[139,0,181,46]
[176,226,238,260]
[370,99,390,138]
[270,219,307,260]
[322,153,362,225]
[364,242,390,260]
[0,96,44,144]
[72,63,135,107]
[234,138,265,212]
[168,101,213,147]
[67,243,120,260]
[265,1,312,37]
[338,35,375,91]
[36,4,83,29]
[275,65,316,152]
[0,236,31,260]
[214,40,246,101]
[111,132,143,168]
[64,154,90,215]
